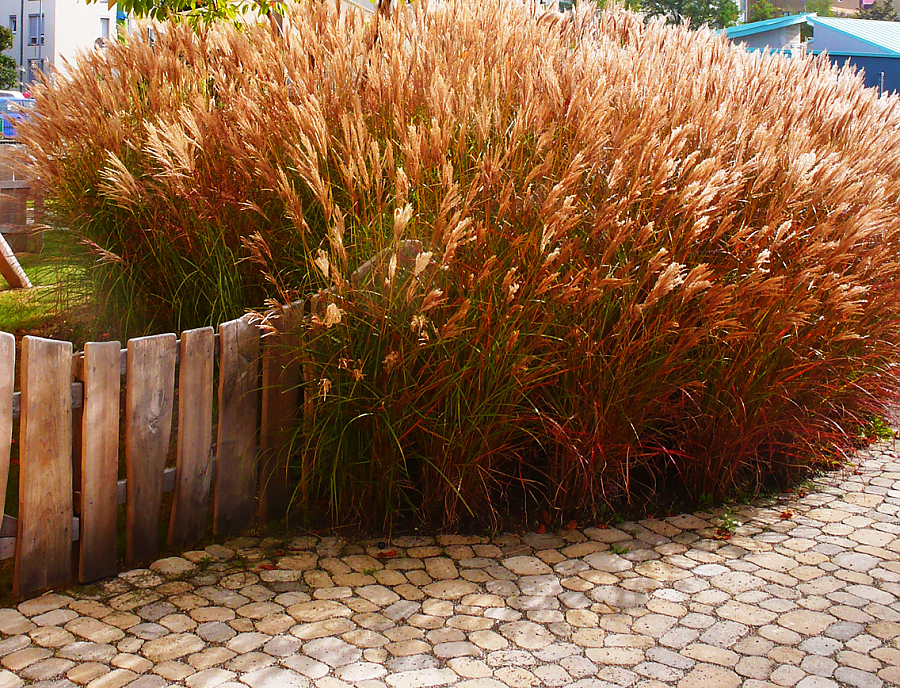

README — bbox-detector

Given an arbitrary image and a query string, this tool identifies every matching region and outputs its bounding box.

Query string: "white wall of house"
[734,25,804,50]
[0,0,116,89]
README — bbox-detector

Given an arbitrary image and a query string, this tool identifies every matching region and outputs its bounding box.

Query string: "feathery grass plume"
[19,0,900,528]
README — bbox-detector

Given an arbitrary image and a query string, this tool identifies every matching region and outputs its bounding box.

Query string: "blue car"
[0,97,34,140]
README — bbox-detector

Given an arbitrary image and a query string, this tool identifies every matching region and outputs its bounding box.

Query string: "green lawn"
[0,230,89,339]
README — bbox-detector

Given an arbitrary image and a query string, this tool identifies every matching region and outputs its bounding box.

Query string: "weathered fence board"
[0,332,12,519]
[79,341,122,583]
[215,316,260,536]
[168,327,215,548]
[125,334,177,565]
[0,299,313,590]
[15,336,73,596]
[259,307,302,522]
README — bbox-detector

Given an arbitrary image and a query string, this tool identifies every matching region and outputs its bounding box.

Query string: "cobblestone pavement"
[2,444,900,688]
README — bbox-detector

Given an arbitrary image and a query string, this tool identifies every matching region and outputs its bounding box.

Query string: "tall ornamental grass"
[20,0,900,528]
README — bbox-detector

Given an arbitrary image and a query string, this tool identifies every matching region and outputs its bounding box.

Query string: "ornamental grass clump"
[20,0,900,528]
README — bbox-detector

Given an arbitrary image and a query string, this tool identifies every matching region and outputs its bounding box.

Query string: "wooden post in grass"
[0,231,30,289]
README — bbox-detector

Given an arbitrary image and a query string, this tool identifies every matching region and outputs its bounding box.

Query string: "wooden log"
[0,230,30,289]
[168,327,214,548]
[78,341,121,583]
[14,336,73,596]
[0,332,12,519]
[259,307,302,523]
[214,316,260,536]
[125,333,176,566]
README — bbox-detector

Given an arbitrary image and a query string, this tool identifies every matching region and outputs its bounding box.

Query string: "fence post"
[259,305,302,523]
[15,336,73,596]
[215,316,260,536]
[125,334,176,566]
[168,327,215,548]
[79,341,121,583]
[0,332,13,520]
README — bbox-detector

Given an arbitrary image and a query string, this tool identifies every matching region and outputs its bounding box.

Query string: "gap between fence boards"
[10,333,222,421]
[0,460,218,561]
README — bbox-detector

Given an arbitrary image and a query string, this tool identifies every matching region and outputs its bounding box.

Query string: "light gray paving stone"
[281,655,330,679]
[241,666,310,687]
[385,654,441,672]
[303,637,363,667]
[384,668,458,687]
[833,666,884,688]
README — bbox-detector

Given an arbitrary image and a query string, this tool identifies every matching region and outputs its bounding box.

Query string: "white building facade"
[0,0,117,89]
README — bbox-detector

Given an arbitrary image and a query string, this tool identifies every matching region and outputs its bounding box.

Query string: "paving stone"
[777,611,836,635]
[64,619,124,645]
[126,675,167,688]
[673,661,743,688]
[833,666,885,688]
[31,626,76,648]
[21,657,77,681]
[303,637,363,667]
[19,595,73,617]
[141,633,205,662]
[223,651,274,673]
[384,668,458,687]
[2,646,52,671]
[66,662,109,685]
[421,580,480,599]
[84,668,138,688]
[293,618,357,640]
[241,666,310,687]
[498,621,553,649]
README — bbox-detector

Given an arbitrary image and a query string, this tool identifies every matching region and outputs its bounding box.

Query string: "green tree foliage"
[805,0,833,15]
[87,0,302,24]
[748,0,780,21]
[560,0,641,11]
[858,0,899,20]
[0,27,17,89]
[642,0,740,28]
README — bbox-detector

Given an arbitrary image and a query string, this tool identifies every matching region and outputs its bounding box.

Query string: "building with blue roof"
[726,13,812,50]
[724,14,900,94]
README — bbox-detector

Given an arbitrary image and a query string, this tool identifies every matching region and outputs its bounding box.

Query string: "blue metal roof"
[724,13,815,39]
[807,16,900,56]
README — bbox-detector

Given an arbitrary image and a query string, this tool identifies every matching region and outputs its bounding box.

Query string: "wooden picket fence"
[0,304,307,598]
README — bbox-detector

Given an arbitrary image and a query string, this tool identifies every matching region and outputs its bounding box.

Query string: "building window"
[100,17,109,39]
[8,16,16,34]
[27,58,43,82]
[27,14,43,46]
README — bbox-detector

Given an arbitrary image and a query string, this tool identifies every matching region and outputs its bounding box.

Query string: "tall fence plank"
[0,332,13,519]
[125,334,176,566]
[259,307,302,522]
[15,336,73,596]
[215,317,260,536]
[168,327,214,548]
[79,341,121,583]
